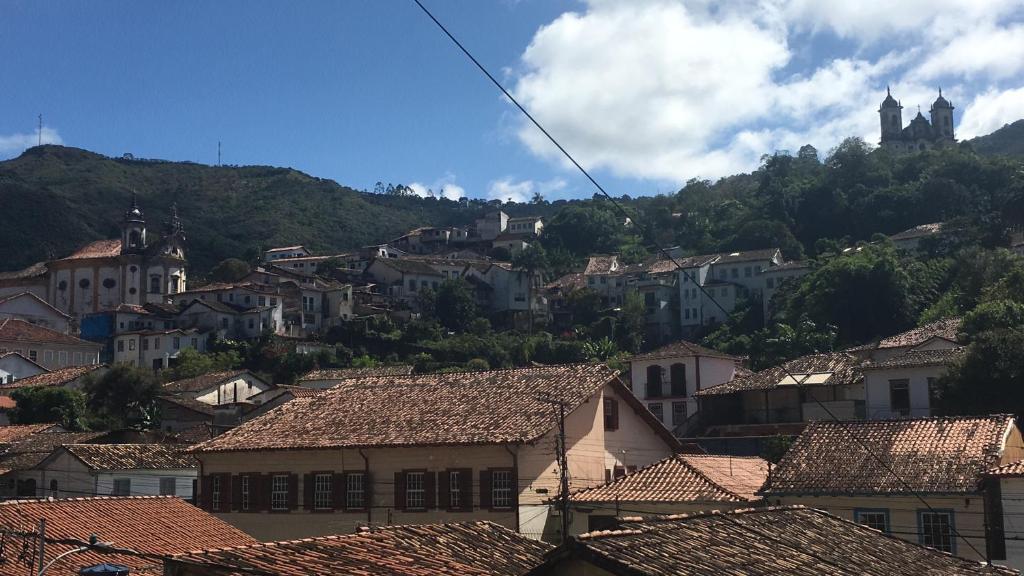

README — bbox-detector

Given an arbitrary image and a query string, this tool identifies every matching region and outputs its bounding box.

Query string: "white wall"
[629,355,737,424]
[193,374,272,405]
[863,365,947,420]
[1000,477,1024,571]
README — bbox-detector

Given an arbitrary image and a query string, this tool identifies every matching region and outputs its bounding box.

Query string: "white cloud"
[0,127,63,156]
[957,86,1024,139]
[408,172,466,200]
[914,24,1024,81]
[487,177,567,203]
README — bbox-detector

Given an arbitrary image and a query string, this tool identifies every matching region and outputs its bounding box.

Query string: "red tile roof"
[571,454,768,503]
[60,443,197,471]
[163,370,253,393]
[763,415,1015,495]
[298,365,414,382]
[860,346,965,370]
[987,459,1024,478]
[0,396,15,410]
[57,239,122,260]
[696,351,860,396]
[0,496,256,575]
[0,430,107,472]
[630,340,737,362]
[556,506,1014,575]
[0,364,104,390]
[170,521,551,575]
[0,423,60,444]
[193,364,625,453]
[848,317,962,352]
[0,318,100,348]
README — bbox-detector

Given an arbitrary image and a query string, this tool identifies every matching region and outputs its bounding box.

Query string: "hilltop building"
[879,87,955,152]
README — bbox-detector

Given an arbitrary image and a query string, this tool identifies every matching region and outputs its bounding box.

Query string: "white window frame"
[314,473,332,510]
[449,470,461,509]
[492,469,513,509]
[271,474,289,510]
[406,471,425,510]
[346,472,365,509]
[240,475,251,511]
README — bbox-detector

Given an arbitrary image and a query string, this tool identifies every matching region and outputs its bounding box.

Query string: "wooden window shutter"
[479,470,492,510]
[511,467,519,509]
[334,473,346,510]
[303,474,315,511]
[288,473,299,510]
[364,472,374,511]
[260,474,272,512]
[459,468,473,511]
[424,471,437,510]
[438,470,451,511]
[200,475,213,511]
[230,474,242,511]
[394,472,406,511]
[220,473,232,513]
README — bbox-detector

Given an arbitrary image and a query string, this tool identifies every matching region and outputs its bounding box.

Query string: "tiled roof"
[861,346,965,370]
[163,370,251,393]
[174,423,216,444]
[545,272,586,293]
[0,496,256,575]
[0,365,104,390]
[988,459,1024,478]
[762,415,1014,495]
[696,351,859,396]
[0,423,61,444]
[61,443,197,471]
[178,281,254,293]
[266,245,307,252]
[275,385,327,398]
[849,317,962,352]
[711,248,780,264]
[372,258,443,276]
[0,430,107,472]
[170,521,552,576]
[193,364,624,452]
[158,395,217,416]
[584,255,619,275]
[571,454,767,503]
[554,506,1014,575]
[630,340,737,362]
[0,262,48,280]
[0,318,100,347]
[761,260,809,272]
[57,239,122,260]
[890,222,944,241]
[298,365,414,382]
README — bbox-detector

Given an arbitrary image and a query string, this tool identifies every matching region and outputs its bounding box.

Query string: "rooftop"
[0,261,48,281]
[710,247,780,264]
[0,423,61,445]
[0,318,101,347]
[988,459,1024,478]
[163,370,253,393]
[696,351,859,396]
[57,239,122,261]
[890,222,945,241]
[763,415,1014,495]
[571,454,767,504]
[848,317,962,352]
[0,430,107,472]
[298,365,414,382]
[861,346,965,370]
[59,443,197,471]
[0,364,104,390]
[630,340,736,363]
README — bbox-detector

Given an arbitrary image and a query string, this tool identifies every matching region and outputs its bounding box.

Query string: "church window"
[102,278,116,290]
[129,230,141,247]
[57,280,67,291]
[129,287,137,295]
[130,266,138,273]
[78,278,90,290]
[149,275,162,294]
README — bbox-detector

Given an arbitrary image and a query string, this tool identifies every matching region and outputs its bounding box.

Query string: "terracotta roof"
[0,496,256,575]
[174,423,216,444]
[571,454,767,503]
[988,459,1024,478]
[275,385,326,398]
[849,317,962,352]
[630,340,737,362]
[0,396,15,410]
[193,364,625,453]
[0,364,104,390]
[178,281,257,294]
[0,423,61,444]
[861,346,965,370]
[548,506,1014,575]
[763,415,1015,495]
[57,238,122,260]
[170,521,552,576]
[0,318,100,348]
[298,365,414,382]
[0,262,48,281]
[60,443,197,471]
[545,272,586,292]
[0,430,107,472]
[158,395,216,416]
[371,258,443,276]
[890,222,945,241]
[163,370,253,393]
[584,255,619,275]
[696,351,859,396]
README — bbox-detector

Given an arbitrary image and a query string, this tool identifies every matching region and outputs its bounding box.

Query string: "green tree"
[168,348,241,381]
[9,387,88,430]
[208,258,251,283]
[616,292,646,353]
[434,280,478,333]
[82,364,161,429]
[513,244,550,333]
[936,328,1024,416]
[542,204,622,256]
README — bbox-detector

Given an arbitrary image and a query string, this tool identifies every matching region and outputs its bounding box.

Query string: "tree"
[513,245,550,333]
[9,387,87,430]
[936,328,1024,416]
[542,204,622,256]
[82,364,161,429]
[209,258,251,283]
[434,280,478,333]
[616,292,646,354]
[168,348,241,381]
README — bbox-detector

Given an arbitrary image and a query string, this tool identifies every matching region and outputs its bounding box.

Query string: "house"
[158,395,217,435]
[164,521,552,575]
[264,245,311,262]
[985,460,1024,571]
[241,385,324,421]
[568,454,768,533]
[890,222,947,252]
[34,443,198,500]
[862,346,965,419]
[163,370,272,405]
[297,365,414,389]
[628,340,742,433]
[0,318,102,369]
[476,210,510,241]
[365,258,444,304]
[507,216,544,237]
[0,351,46,384]
[190,364,681,542]
[0,496,256,576]
[0,426,107,498]
[526,506,1016,575]
[0,364,105,395]
[174,283,284,338]
[848,316,962,362]
[0,291,72,333]
[680,248,788,330]
[761,415,1023,562]
[113,328,209,370]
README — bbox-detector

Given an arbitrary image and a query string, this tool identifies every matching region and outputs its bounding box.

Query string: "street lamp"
[37,532,121,576]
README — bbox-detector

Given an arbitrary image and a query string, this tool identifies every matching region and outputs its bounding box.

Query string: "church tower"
[120,192,147,253]
[879,87,903,143]
[929,88,955,142]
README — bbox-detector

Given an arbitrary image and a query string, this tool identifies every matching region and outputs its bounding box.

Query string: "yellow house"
[761,415,1023,563]
[190,364,680,542]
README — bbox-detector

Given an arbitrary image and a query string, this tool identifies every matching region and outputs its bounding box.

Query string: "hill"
[966,119,1024,157]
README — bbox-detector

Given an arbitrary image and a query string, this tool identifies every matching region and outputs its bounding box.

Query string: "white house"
[35,443,197,500]
[0,318,102,369]
[0,292,72,334]
[862,346,964,419]
[986,460,1024,571]
[263,245,311,262]
[113,328,209,370]
[0,352,46,385]
[163,370,272,406]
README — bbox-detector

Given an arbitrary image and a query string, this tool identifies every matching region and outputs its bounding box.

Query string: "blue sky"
[3,1,1023,201]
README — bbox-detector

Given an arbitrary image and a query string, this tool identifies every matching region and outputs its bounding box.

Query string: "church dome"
[881,92,900,108]
[932,93,952,109]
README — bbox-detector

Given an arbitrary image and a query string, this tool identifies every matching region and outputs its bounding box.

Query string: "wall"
[863,365,947,420]
[0,294,69,333]
[0,340,100,370]
[629,355,737,425]
[193,374,271,405]
[998,476,1024,572]
[0,354,46,384]
[36,450,196,500]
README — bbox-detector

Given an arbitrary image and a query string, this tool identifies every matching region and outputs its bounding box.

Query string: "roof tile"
[61,443,197,471]
[571,454,767,503]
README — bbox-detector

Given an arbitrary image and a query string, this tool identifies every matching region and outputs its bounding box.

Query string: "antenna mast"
[218,141,222,166]
[37,114,42,147]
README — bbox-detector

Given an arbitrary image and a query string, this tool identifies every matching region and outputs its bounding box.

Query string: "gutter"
[358,448,371,525]
[504,444,520,533]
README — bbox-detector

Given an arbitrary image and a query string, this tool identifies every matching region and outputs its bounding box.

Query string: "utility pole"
[538,395,571,543]
[37,114,42,147]
[36,518,46,576]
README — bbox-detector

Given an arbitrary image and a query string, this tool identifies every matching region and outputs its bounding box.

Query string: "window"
[890,379,910,416]
[270,298,277,306]
[128,340,136,351]
[160,477,176,496]
[672,401,686,425]
[346,472,365,509]
[153,337,160,350]
[408,279,417,292]
[73,352,82,364]
[927,377,940,411]
[117,340,125,352]
[240,475,251,511]
[731,268,738,278]
[588,277,595,286]
[314,473,332,510]
[684,308,691,320]
[604,398,619,431]
[49,479,58,498]
[29,350,37,362]
[271,474,289,510]
[248,318,255,330]
[646,365,663,398]
[113,478,131,497]
[44,350,53,364]
[150,275,162,294]
[448,470,462,510]
[492,469,513,509]
[173,337,180,350]
[919,511,955,553]
[744,266,752,277]
[221,317,229,329]
[142,338,149,351]
[648,402,664,422]
[244,295,251,304]
[600,276,607,285]
[406,471,425,510]
[670,363,686,396]
[855,509,889,533]
[767,277,775,289]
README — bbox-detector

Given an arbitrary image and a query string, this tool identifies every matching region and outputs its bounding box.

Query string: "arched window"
[646,365,663,398]
[129,230,141,247]
[149,275,162,294]
[670,363,687,396]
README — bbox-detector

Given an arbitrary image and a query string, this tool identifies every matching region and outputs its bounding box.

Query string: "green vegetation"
[9,387,88,430]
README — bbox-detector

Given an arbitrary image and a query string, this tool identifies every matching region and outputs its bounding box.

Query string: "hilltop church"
[0,196,187,318]
[878,88,956,152]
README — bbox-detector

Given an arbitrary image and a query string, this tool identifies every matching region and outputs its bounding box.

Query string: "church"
[0,196,187,318]
[879,88,956,152]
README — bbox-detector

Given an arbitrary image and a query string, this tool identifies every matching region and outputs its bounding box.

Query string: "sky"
[2,0,1023,202]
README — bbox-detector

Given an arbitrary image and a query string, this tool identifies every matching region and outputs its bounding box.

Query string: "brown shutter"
[438,470,451,511]
[288,473,299,510]
[260,474,272,512]
[364,472,373,511]
[608,398,619,430]
[459,469,473,511]
[220,473,232,513]
[424,471,437,510]
[511,467,519,510]
[303,474,315,511]
[479,470,492,510]
[334,473,346,510]
[230,474,242,511]
[394,472,406,511]
[200,475,213,511]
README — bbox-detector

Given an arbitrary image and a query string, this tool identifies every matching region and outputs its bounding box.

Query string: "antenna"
[37,114,42,147]
[218,141,222,166]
